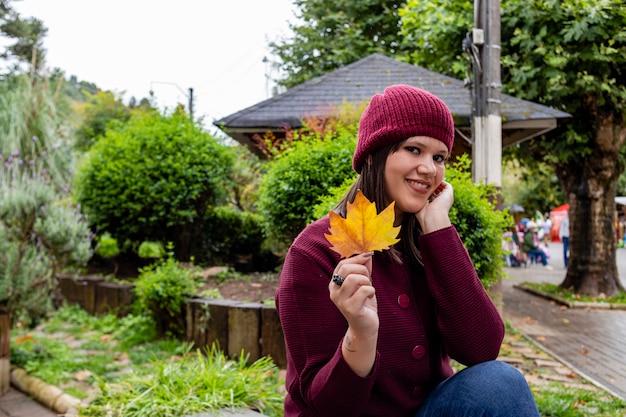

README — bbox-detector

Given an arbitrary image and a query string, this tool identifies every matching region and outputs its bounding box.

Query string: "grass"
[534,385,625,416]
[502,324,625,416]
[83,347,284,417]
[517,282,626,306]
[10,305,626,417]
[10,303,284,416]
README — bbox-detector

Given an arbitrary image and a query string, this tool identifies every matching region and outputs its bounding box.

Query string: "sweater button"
[412,385,424,399]
[412,345,426,360]
[397,294,410,308]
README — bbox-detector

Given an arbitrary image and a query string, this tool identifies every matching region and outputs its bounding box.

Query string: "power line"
[149,81,194,120]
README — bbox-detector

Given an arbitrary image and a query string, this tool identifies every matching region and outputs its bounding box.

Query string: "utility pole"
[188,87,194,121]
[467,0,502,190]
[467,0,504,304]
[149,81,194,121]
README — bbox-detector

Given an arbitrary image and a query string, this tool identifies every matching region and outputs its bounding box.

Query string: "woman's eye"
[405,146,446,162]
[406,146,420,154]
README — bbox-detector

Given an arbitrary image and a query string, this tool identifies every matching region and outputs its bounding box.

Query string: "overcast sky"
[14,0,296,129]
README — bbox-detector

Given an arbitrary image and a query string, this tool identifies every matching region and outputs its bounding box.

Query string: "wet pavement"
[502,241,626,400]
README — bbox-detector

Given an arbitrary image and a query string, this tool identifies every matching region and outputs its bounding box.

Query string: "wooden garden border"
[54,274,286,368]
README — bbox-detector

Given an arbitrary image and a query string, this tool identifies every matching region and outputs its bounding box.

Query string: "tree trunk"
[556,108,626,296]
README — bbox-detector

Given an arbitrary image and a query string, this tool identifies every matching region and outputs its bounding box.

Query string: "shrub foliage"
[74,110,235,261]
[257,124,357,244]
[199,206,267,266]
[0,72,91,326]
[445,155,511,288]
[132,249,200,338]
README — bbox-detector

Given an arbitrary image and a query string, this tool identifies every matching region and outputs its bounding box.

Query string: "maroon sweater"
[275,217,504,417]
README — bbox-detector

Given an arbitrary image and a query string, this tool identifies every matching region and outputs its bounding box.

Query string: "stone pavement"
[0,387,58,417]
[0,386,266,417]
[502,241,626,400]
[2,241,625,416]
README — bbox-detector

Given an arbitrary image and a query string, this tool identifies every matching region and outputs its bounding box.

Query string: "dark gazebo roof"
[215,53,571,158]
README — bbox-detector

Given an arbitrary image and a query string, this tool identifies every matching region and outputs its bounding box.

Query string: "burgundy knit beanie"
[353,84,455,173]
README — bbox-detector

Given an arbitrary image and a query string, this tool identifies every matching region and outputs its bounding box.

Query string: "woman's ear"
[366,155,373,166]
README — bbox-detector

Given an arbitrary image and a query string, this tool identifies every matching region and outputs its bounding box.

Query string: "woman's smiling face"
[384,136,448,217]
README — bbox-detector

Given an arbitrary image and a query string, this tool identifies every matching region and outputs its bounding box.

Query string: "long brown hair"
[334,141,423,266]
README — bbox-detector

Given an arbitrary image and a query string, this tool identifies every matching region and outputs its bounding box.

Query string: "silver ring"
[332,274,345,286]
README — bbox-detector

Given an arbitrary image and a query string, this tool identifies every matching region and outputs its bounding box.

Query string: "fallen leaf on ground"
[74,370,92,381]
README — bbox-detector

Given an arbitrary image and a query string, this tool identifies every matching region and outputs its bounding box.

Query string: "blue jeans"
[562,236,569,267]
[414,361,540,417]
[527,248,548,266]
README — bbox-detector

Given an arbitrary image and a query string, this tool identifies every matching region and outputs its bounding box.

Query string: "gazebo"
[214,53,571,159]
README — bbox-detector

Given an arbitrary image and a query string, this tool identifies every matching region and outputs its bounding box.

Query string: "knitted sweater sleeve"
[276,219,379,417]
[418,225,504,365]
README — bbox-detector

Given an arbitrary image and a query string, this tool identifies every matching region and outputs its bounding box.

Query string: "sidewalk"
[502,241,626,400]
[2,241,625,415]
[0,387,58,417]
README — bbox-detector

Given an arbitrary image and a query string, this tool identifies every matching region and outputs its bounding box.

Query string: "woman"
[275,84,540,417]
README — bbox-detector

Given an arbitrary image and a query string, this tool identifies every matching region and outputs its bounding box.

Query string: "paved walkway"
[2,241,625,415]
[502,241,626,400]
[0,387,58,417]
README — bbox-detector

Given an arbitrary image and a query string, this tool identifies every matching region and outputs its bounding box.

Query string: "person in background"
[276,84,540,417]
[534,213,546,243]
[559,214,570,268]
[522,221,553,270]
[542,213,552,246]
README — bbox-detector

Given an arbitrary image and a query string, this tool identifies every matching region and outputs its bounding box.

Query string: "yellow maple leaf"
[325,190,401,258]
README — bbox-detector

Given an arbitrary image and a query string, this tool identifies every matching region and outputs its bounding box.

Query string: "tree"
[618,170,626,196]
[400,0,626,296]
[503,0,626,296]
[73,90,132,151]
[398,0,473,80]
[501,149,566,216]
[0,0,47,73]
[269,0,406,89]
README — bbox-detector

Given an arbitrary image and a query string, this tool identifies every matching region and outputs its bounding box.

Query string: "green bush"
[137,241,165,259]
[445,155,512,289]
[132,249,200,338]
[74,110,235,261]
[256,123,357,244]
[0,72,92,327]
[1,176,92,326]
[198,206,267,266]
[94,232,120,259]
[311,176,358,220]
